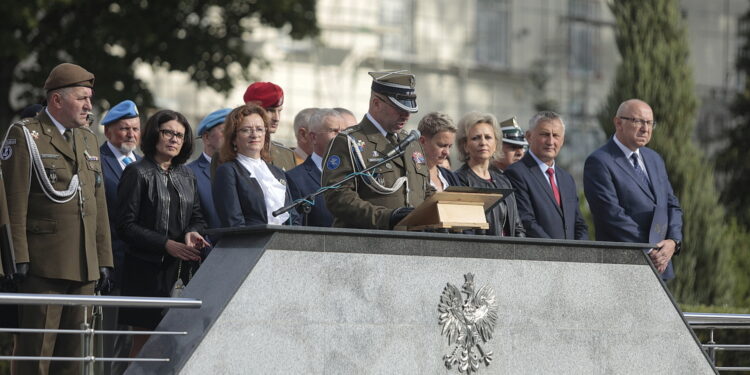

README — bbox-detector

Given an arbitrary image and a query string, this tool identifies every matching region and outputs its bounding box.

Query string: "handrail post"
[707,328,716,364]
[80,306,92,375]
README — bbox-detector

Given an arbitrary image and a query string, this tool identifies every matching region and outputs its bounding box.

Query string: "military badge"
[371,150,379,157]
[326,155,341,170]
[0,145,12,160]
[356,139,365,152]
[412,151,425,164]
[84,150,98,161]
[30,130,39,139]
[439,273,498,374]
[46,168,58,184]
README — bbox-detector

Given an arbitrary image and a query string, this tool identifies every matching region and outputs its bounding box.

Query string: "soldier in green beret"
[1,63,113,375]
[321,70,434,229]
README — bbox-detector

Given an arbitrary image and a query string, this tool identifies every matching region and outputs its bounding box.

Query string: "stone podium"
[126,226,715,374]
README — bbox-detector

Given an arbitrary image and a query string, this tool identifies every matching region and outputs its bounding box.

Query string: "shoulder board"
[10,117,39,129]
[79,126,97,136]
[271,140,293,151]
[340,126,358,135]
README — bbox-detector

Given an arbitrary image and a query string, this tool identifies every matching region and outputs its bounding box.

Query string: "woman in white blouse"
[212,104,298,226]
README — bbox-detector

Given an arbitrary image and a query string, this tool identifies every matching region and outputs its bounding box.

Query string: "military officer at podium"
[1,63,113,375]
[321,70,434,229]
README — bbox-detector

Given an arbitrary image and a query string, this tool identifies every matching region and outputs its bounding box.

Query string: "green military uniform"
[1,112,113,375]
[270,140,297,172]
[321,117,433,229]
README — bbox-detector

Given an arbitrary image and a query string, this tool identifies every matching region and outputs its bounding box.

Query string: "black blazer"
[438,166,462,188]
[213,159,299,227]
[505,153,588,240]
[285,155,333,227]
[117,158,206,265]
[455,164,525,237]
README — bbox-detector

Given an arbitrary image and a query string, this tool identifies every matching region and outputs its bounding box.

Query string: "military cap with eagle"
[499,117,528,147]
[369,70,418,113]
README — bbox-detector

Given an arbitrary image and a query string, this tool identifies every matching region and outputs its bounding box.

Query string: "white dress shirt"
[236,153,290,224]
[106,141,137,170]
[613,136,650,180]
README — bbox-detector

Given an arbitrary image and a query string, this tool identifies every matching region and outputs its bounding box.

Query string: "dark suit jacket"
[100,142,141,284]
[188,154,221,229]
[437,166,462,188]
[505,153,588,240]
[285,155,333,227]
[583,138,683,280]
[213,159,299,227]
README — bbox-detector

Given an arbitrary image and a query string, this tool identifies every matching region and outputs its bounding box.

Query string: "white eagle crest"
[438,273,499,374]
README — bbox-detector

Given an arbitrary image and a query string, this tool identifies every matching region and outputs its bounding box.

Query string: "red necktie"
[546,168,561,206]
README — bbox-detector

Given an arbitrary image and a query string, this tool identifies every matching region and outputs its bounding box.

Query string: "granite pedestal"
[125,226,715,374]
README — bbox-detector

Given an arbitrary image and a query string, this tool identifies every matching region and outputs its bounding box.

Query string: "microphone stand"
[273,146,409,219]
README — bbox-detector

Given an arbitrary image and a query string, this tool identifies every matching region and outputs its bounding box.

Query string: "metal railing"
[0,292,201,374]
[684,312,750,373]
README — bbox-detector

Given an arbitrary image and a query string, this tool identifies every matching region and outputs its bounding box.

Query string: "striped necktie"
[630,153,649,185]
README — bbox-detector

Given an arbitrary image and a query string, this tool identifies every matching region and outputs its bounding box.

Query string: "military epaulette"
[79,126,97,136]
[340,126,358,135]
[271,140,293,151]
[10,117,38,129]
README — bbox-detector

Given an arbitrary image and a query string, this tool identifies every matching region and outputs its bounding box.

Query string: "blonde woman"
[454,112,524,237]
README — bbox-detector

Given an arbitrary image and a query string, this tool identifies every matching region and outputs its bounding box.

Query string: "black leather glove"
[389,207,415,229]
[95,267,114,294]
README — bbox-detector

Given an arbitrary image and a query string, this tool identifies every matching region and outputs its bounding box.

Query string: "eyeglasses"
[159,129,185,141]
[237,126,266,135]
[618,116,657,129]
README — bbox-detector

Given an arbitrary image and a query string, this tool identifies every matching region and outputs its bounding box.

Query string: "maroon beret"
[44,63,95,92]
[243,82,284,108]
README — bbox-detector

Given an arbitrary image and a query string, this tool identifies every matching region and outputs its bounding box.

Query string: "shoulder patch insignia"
[1,145,12,160]
[412,151,425,164]
[326,155,341,170]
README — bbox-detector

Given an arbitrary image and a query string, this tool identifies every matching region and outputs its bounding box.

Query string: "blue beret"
[197,108,232,136]
[102,100,139,125]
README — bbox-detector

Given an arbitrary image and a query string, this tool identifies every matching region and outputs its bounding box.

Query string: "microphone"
[385,130,420,157]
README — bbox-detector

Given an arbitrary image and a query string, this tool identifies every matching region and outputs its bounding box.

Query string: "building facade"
[142,0,748,180]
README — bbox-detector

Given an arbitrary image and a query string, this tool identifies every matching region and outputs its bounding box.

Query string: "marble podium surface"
[126,226,715,374]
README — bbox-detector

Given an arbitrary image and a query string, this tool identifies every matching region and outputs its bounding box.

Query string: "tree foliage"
[597,0,746,306]
[717,10,750,229]
[0,0,318,131]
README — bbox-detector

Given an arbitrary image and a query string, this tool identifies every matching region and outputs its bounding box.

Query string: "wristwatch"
[668,238,682,255]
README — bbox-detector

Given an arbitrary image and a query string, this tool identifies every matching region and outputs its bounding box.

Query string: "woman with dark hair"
[213,104,298,226]
[455,111,524,237]
[117,109,209,357]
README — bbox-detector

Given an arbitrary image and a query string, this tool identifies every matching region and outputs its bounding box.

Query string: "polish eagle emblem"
[438,273,499,374]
